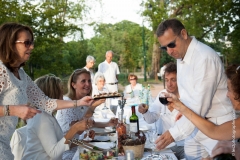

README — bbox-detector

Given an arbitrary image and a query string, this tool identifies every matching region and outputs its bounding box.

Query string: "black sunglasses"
[159,37,177,51]
[15,40,34,48]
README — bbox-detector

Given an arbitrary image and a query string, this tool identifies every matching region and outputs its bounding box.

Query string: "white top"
[98,60,120,83]
[0,61,57,159]
[160,65,166,78]
[83,66,94,83]
[169,37,233,141]
[124,83,143,98]
[91,85,115,119]
[10,126,27,160]
[56,96,88,160]
[22,111,69,160]
[142,89,185,146]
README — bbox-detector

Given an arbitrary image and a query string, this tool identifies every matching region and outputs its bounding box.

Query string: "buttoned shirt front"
[168,37,233,141]
[98,60,120,84]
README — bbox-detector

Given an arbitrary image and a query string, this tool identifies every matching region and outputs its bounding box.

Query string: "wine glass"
[159,92,169,114]
[147,130,158,159]
[102,98,109,110]
[83,116,93,141]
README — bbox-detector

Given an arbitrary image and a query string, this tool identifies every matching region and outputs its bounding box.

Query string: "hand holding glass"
[83,117,94,141]
[159,92,169,114]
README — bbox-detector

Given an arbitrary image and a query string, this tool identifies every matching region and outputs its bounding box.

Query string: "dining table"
[72,139,178,160]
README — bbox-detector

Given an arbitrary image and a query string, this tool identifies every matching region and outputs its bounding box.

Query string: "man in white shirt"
[98,50,120,92]
[138,62,185,159]
[155,18,233,159]
[84,55,95,83]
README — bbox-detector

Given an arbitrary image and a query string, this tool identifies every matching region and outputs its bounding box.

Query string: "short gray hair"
[105,50,114,56]
[94,72,105,85]
[86,55,95,63]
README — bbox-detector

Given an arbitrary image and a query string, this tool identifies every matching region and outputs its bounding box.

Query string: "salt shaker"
[125,150,134,160]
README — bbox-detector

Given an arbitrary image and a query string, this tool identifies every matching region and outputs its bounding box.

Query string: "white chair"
[10,126,27,160]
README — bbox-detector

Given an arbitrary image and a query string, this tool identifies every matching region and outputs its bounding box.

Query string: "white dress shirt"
[98,60,120,92]
[168,37,233,141]
[142,89,185,146]
[22,111,69,160]
[10,126,27,160]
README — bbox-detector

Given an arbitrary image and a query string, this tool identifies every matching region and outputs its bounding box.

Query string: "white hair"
[86,55,95,63]
[105,50,114,56]
[93,72,105,85]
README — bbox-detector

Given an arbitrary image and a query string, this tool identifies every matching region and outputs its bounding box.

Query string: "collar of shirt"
[104,60,112,65]
[178,36,198,65]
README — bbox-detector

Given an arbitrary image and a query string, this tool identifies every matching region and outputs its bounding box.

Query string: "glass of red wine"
[159,92,169,114]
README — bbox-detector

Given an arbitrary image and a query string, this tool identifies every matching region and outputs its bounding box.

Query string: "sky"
[68,0,144,40]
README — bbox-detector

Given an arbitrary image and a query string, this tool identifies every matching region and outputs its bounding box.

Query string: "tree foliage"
[142,0,240,76]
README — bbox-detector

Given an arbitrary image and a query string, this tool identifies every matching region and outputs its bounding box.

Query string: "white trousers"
[184,111,233,160]
[105,84,118,93]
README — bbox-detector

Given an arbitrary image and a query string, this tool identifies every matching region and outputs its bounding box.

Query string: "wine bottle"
[213,153,236,160]
[129,106,139,133]
[116,112,126,153]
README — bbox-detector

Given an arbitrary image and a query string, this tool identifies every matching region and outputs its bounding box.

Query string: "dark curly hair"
[225,64,240,102]
[164,62,177,75]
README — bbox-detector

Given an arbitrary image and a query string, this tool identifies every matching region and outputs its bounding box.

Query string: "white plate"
[94,118,110,122]
[139,126,152,132]
[92,127,114,134]
[89,142,115,150]
[94,135,110,142]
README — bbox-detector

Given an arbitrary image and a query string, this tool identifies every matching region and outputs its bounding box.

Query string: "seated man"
[138,62,185,159]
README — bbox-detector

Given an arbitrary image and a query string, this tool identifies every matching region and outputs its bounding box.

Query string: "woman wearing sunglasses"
[165,65,240,159]
[0,22,93,159]
[56,69,118,160]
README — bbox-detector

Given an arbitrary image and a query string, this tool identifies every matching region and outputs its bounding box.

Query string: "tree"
[142,0,240,79]
[89,21,149,73]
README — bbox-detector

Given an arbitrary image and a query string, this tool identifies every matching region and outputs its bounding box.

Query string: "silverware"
[69,138,115,152]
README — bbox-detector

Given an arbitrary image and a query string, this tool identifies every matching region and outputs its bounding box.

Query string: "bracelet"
[4,105,10,116]
[73,100,77,108]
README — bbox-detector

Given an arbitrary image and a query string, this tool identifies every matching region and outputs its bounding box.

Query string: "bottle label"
[130,123,138,132]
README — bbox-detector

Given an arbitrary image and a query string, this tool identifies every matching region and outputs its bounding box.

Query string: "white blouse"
[0,61,57,159]
[56,96,88,160]
[124,83,143,98]
[22,111,69,160]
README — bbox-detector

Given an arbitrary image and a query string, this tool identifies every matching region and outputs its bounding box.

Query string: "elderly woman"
[0,22,92,159]
[124,74,142,99]
[56,69,117,160]
[92,72,115,119]
[164,64,240,159]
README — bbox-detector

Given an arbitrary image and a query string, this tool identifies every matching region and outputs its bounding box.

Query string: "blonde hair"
[66,69,91,100]
[34,74,62,99]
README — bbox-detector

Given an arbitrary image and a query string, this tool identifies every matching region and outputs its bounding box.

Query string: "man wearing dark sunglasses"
[155,19,233,160]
